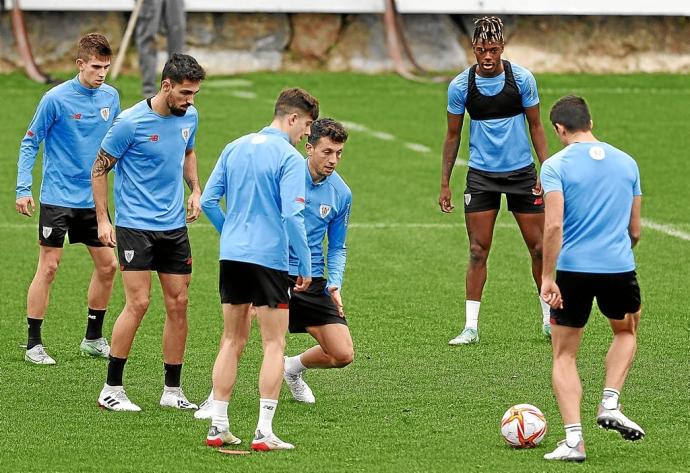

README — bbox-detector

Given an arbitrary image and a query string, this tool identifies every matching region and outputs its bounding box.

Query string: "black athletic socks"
[27,317,43,349]
[164,363,183,388]
[85,308,106,340]
[107,356,127,386]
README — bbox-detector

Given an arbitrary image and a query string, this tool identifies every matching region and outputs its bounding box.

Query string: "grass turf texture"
[1,72,689,472]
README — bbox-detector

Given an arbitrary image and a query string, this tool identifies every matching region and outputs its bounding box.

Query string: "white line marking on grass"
[348,222,515,229]
[641,218,690,241]
[228,90,258,99]
[340,121,369,132]
[405,143,432,153]
[541,87,690,96]
[206,79,254,88]
[3,220,689,240]
[370,131,395,141]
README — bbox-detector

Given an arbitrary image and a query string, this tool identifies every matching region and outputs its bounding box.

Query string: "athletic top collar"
[70,75,99,96]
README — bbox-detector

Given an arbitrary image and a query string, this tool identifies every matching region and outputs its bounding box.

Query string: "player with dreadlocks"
[440,16,551,345]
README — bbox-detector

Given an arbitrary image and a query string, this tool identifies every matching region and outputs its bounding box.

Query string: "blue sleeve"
[200,146,228,233]
[187,113,198,151]
[326,191,351,290]
[540,161,563,195]
[447,73,468,115]
[112,93,122,119]
[281,154,311,277]
[632,162,642,196]
[16,93,57,199]
[101,114,136,159]
[516,67,540,108]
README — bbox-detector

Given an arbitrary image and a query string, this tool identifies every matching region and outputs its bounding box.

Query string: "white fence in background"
[5,0,690,15]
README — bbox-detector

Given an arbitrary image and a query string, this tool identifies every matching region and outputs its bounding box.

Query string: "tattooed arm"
[91,148,118,247]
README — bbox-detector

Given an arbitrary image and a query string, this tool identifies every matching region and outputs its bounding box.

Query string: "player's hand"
[16,196,35,217]
[98,220,116,248]
[293,276,312,292]
[328,286,345,318]
[540,276,563,309]
[439,187,454,213]
[186,191,201,223]
[532,175,543,196]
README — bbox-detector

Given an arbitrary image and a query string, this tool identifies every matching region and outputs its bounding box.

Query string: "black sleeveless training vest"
[465,60,524,120]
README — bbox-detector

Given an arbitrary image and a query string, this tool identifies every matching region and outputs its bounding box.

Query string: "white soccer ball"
[500,404,547,448]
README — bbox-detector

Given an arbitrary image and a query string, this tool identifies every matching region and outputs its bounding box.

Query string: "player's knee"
[331,349,354,368]
[469,242,489,265]
[263,337,286,353]
[99,259,118,280]
[531,243,543,261]
[128,296,150,316]
[39,259,60,282]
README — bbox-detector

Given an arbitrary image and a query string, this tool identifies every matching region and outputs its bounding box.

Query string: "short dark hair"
[274,88,319,121]
[161,53,206,85]
[76,33,112,61]
[308,118,348,146]
[550,95,592,133]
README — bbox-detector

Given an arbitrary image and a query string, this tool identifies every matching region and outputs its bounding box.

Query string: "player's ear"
[305,142,314,156]
[589,120,594,130]
[287,112,298,127]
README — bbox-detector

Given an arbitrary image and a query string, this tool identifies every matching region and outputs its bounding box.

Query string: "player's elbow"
[544,221,562,237]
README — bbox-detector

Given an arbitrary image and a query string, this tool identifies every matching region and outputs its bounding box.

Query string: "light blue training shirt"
[447,63,539,172]
[541,142,642,273]
[289,163,352,290]
[201,127,311,276]
[17,75,120,207]
[100,99,198,231]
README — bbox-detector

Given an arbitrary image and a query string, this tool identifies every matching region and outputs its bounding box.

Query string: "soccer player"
[16,33,120,365]
[540,96,644,462]
[440,16,551,345]
[93,53,205,412]
[283,118,354,404]
[200,88,317,450]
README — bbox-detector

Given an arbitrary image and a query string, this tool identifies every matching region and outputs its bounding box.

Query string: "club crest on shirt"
[42,226,52,238]
[181,128,190,142]
[464,193,472,206]
[100,107,110,121]
[319,204,332,219]
[589,146,606,161]
[124,250,135,263]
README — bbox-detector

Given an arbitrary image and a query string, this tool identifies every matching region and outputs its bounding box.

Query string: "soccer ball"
[500,404,547,448]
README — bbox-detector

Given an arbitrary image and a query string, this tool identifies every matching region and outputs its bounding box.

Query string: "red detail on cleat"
[277,303,289,309]
[206,438,224,447]
[251,442,271,451]
[27,130,35,137]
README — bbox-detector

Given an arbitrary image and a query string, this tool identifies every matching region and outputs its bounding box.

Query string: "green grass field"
[1,71,689,472]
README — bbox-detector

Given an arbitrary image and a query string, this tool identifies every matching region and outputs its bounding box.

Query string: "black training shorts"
[116,226,192,274]
[288,276,347,333]
[550,270,641,328]
[463,164,544,214]
[219,260,290,308]
[38,203,104,248]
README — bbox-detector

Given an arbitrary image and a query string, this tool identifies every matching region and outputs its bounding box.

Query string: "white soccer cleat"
[448,328,479,345]
[80,337,110,358]
[98,385,141,412]
[159,387,198,410]
[193,393,213,420]
[251,430,295,451]
[25,344,56,365]
[596,404,645,441]
[283,364,315,404]
[543,439,586,462]
[206,425,241,447]
[542,323,552,339]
